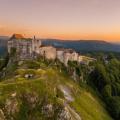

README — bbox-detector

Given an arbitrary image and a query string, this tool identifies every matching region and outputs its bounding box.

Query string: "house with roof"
[63,49,79,66]
[78,55,96,65]
[8,34,41,59]
[56,48,65,63]
[56,48,79,66]
[39,45,57,60]
[32,36,42,54]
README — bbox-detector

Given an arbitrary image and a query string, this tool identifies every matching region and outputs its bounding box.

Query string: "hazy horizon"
[0,34,120,44]
[0,0,120,43]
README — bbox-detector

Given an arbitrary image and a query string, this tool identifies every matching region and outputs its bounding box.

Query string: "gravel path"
[59,85,82,120]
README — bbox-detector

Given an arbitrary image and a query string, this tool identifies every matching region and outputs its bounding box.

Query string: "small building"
[32,36,42,54]
[78,55,96,65]
[56,48,79,66]
[70,51,79,61]
[78,55,83,63]
[39,45,57,60]
[63,49,78,66]
[56,48,65,63]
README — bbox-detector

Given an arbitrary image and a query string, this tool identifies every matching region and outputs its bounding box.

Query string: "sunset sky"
[0,0,120,42]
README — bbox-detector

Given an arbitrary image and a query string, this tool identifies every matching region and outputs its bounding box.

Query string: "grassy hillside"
[0,59,113,120]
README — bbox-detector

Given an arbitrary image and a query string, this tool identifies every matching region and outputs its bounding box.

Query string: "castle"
[8,34,41,59]
[8,34,96,66]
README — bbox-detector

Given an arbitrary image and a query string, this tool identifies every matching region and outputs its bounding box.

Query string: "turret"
[32,35,42,54]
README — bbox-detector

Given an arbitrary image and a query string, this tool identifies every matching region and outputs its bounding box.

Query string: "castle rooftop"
[10,34,25,39]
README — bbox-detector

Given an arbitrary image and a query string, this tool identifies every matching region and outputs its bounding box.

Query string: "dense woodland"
[89,53,120,120]
[59,52,120,120]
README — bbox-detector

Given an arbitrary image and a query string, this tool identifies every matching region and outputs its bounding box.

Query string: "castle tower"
[34,36,36,40]
[32,36,42,54]
[8,34,33,59]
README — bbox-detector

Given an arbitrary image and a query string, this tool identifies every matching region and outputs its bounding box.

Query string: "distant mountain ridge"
[42,39,120,52]
[0,36,120,56]
[0,36,9,40]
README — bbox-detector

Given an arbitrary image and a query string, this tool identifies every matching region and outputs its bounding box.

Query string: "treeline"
[89,57,120,120]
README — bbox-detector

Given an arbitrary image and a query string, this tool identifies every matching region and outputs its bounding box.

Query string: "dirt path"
[59,85,82,120]
[66,104,82,120]
[59,85,74,102]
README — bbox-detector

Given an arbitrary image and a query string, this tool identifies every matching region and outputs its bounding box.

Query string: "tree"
[102,84,112,98]
[91,63,110,91]
[108,97,120,120]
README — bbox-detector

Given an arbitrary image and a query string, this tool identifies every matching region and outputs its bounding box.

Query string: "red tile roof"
[10,34,24,39]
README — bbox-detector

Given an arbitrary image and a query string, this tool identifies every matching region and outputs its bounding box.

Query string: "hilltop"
[0,34,119,120]
[0,57,113,120]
